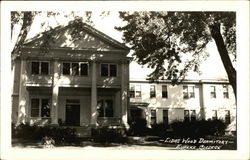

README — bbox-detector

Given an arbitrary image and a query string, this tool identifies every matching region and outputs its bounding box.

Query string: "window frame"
[183,85,195,99]
[223,85,229,99]
[225,110,231,124]
[150,109,157,125]
[62,62,89,76]
[184,110,190,122]
[97,98,114,118]
[212,110,218,120]
[184,109,196,122]
[30,61,50,75]
[100,63,118,77]
[162,85,168,98]
[30,97,51,118]
[162,109,168,124]
[210,86,217,98]
[150,85,156,98]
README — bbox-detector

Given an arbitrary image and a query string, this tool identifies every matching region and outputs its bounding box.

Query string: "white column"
[199,83,206,120]
[121,61,129,128]
[51,59,59,125]
[17,59,28,125]
[90,60,97,125]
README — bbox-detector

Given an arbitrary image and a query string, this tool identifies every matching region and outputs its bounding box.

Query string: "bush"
[91,126,127,143]
[12,123,78,144]
[127,119,149,136]
[170,119,227,138]
[150,123,168,138]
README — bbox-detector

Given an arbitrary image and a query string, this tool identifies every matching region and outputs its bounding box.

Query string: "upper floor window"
[162,85,168,98]
[223,85,229,99]
[101,64,117,77]
[130,84,141,98]
[31,61,49,75]
[183,86,195,99]
[62,62,88,76]
[30,98,50,118]
[210,86,216,98]
[150,85,156,98]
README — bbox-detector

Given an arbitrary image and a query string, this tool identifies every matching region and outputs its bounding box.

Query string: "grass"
[12,135,236,150]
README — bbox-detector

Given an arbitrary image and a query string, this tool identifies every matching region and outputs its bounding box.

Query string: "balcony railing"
[97,117,121,126]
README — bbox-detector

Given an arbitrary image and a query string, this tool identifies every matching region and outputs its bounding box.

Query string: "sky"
[13,11,229,81]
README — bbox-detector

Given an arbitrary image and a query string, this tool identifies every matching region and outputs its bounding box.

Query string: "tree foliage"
[116,11,236,97]
[11,11,96,58]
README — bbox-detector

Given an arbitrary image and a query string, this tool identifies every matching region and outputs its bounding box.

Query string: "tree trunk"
[210,23,236,99]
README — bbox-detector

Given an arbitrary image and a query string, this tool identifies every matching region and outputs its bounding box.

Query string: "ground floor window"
[163,109,168,125]
[150,109,156,125]
[30,98,50,118]
[225,110,231,124]
[97,99,113,117]
[212,110,218,120]
[184,110,196,122]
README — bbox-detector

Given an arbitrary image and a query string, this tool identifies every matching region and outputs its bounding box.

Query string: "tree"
[116,12,236,98]
[11,11,95,59]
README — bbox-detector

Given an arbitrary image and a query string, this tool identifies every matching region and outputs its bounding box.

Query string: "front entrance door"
[65,104,80,126]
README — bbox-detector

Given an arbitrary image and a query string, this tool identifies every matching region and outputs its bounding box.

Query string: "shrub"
[12,123,77,144]
[127,119,149,136]
[150,123,168,138]
[91,126,127,143]
[170,119,228,138]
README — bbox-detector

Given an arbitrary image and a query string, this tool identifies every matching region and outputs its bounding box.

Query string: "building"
[129,79,236,131]
[11,20,236,134]
[11,21,130,128]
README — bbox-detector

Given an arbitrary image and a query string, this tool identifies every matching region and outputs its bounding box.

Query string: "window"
[151,109,156,125]
[135,85,141,98]
[163,109,168,124]
[212,110,218,120]
[162,85,168,98]
[30,98,50,118]
[80,63,88,76]
[150,85,156,98]
[130,85,141,98]
[41,62,49,75]
[41,99,50,117]
[129,85,135,98]
[223,85,229,98]
[97,99,113,117]
[183,86,195,99]
[101,64,117,77]
[62,62,88,76]
[190,110,196,122]
[110,64,117,77]
[184,110,196,122]
[210,86,216,98]
[31,61,49,75]
[63,63,70,75]
[225,110,231,124]
[184,110,190,122]
[72,63,79,76]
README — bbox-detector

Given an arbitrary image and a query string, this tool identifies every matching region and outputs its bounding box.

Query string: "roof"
[23,20,130,52]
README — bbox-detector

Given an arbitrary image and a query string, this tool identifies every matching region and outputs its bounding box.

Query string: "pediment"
[24,22,129,52]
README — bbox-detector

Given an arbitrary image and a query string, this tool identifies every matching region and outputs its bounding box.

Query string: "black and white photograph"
[0,1,249,160]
